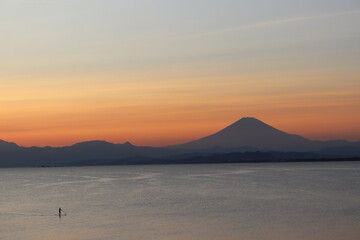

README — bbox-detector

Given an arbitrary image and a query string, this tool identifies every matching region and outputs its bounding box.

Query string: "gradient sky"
[0,0,359,147]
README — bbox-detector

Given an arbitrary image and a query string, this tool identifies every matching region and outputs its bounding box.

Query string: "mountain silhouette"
[175,117,313,151]
[0,117,358,167]
[0,139,21,151]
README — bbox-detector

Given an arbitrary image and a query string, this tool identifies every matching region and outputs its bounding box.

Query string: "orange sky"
[1,70,359,147]
[1,1,359,147]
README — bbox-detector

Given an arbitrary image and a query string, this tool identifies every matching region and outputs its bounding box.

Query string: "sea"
[0,162,359,240]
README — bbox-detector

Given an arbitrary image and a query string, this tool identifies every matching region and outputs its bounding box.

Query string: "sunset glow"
[1,0,359,147]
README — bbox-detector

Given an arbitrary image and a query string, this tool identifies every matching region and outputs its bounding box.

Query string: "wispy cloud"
[186,10,360,38]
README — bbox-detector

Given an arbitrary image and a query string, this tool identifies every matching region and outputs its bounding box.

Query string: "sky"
[0,0,359,147]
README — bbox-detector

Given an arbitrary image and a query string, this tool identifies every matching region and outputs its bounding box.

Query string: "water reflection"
[0,162,359,240]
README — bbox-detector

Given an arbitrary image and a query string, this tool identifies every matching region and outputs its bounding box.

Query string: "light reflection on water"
[0,162,359,240]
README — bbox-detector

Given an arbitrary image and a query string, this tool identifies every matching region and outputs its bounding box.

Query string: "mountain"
[173,117,314,151]
[0,140,185,168]
[0,117,359,167]
[0,139,21,151]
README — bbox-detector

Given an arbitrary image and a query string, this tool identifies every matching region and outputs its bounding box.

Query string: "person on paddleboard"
[59,207,63,217]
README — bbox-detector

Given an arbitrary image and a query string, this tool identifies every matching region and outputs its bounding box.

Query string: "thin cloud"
[186,9,360,38]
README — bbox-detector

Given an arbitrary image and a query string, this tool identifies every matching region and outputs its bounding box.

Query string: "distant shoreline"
[1,158,359,169]
[53,156,360,168]
[1,147,360,169]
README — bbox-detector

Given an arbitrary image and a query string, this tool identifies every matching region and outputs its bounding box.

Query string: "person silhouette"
[59,207,63,217]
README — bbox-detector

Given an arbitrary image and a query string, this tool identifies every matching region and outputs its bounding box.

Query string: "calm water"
[0,162,359,240]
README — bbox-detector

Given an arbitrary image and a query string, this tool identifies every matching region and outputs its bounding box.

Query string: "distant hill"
[0,140,21,151]
[0,140,185,168]
[0,117,359,167]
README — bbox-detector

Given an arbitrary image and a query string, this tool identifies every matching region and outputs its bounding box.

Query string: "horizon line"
[1,116,358,148]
